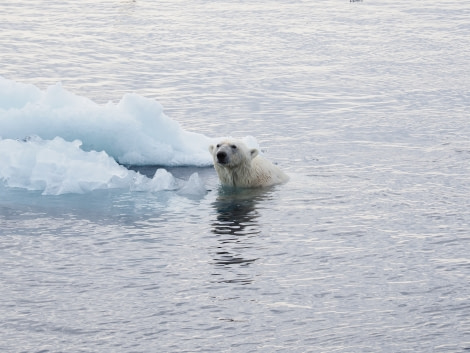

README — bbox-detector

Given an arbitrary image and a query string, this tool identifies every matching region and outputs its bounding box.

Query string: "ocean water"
[1,0,470,352]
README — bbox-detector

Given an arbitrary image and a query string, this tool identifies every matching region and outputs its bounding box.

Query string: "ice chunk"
[0,137,129,194]
[0,137,204,196]
[0,77,261,195]
[131,168,179,192]
[0,77,213,166]
[178,172,207,196]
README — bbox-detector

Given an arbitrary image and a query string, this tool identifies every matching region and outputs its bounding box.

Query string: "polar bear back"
[245,154,289,187]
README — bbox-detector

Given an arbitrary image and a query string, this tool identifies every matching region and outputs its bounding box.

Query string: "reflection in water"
[210,187,274,285]
[212,189,264,237]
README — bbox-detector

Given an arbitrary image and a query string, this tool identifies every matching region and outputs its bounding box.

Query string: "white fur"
[209,139,289,188]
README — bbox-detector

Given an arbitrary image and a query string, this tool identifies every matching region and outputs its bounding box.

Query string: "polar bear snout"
[216,151,228,164]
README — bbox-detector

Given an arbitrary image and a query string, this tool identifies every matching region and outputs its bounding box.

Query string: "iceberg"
[0,76,212,166]
[0,77,260,195]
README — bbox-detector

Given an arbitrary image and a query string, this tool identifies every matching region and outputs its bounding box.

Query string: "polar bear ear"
[250,148,259,159]
[209,145,215,154]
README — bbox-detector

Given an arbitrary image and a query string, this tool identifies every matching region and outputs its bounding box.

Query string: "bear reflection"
[210,187,272,271]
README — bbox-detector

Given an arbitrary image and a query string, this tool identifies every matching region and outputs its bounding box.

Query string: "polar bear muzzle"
[216,151,228,164]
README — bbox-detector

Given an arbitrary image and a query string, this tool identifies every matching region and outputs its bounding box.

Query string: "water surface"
[1,0,470,352]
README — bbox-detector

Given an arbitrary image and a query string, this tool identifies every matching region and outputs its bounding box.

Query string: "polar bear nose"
[216,151,228,164]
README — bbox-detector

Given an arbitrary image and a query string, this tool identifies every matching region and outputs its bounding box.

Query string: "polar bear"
[209,139,289,188]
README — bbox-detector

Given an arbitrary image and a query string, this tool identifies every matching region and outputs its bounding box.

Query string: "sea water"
[1,0,470,352]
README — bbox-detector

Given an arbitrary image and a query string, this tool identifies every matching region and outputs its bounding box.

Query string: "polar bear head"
[209,140,259,168]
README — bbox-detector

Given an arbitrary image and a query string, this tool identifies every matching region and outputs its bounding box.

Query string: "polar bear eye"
[231,145,237,149]
[216,144,220,148]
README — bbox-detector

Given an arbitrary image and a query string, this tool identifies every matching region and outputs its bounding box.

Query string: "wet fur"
[209,140,289,188]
